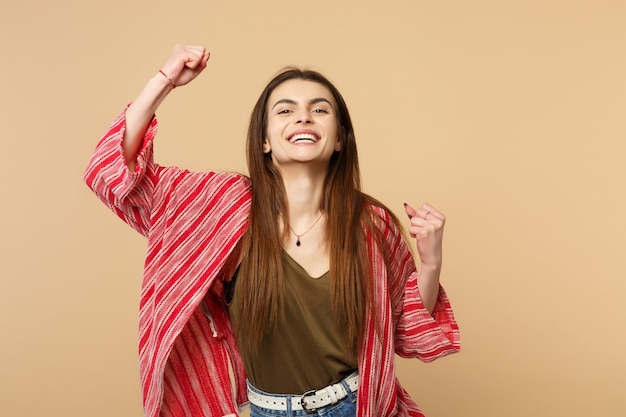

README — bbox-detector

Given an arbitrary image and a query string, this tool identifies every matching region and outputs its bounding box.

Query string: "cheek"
[266,118,285,139]
[330,124,340,141]
[265,129,279,147]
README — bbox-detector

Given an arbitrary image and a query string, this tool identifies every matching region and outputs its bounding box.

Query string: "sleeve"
[381,210,461,362]
[394,271,460,361]
[83,107,159,237]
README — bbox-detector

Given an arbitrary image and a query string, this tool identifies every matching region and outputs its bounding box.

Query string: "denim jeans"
[248,379,357,417]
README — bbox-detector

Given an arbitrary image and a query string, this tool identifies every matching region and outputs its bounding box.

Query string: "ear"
[334,138,341,152]
[263,140,271,154]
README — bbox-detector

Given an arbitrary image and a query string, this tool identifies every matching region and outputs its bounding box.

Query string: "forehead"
[268,79,336,107]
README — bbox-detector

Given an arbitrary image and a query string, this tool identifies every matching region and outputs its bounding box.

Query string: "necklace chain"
[289,213,323,247]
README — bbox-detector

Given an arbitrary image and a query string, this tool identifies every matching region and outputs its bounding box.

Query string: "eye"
[312,108,329,114]
[277,108,291,115]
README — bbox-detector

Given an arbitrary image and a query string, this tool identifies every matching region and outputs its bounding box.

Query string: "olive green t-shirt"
[229,250,357,394]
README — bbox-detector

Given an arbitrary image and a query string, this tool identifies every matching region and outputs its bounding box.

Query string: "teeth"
[289,133,318,143]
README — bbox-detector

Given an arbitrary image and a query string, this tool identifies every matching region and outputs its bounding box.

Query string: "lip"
[287,129,321,143]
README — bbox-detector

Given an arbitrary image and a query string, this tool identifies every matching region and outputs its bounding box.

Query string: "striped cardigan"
[84,110,460,417]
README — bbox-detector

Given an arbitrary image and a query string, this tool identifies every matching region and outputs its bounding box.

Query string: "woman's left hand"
[403,203,445,268]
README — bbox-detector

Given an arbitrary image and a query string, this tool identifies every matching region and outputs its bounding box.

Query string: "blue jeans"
[248,379,357,417]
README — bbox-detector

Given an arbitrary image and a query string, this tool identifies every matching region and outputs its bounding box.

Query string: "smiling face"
[263,79,341,170]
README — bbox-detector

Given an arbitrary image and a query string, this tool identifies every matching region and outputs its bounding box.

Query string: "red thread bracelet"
[159,69,176,89]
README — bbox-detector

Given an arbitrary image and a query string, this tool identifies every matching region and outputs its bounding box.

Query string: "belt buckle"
[300,389,319,414]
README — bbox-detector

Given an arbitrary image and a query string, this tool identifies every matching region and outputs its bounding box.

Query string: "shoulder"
[152,169,252,212]
[158,168,251,191]
[362,195,413,263]
[363,195,402,237]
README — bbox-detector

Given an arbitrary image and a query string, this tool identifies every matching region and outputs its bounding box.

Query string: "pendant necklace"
[289,213,323,247]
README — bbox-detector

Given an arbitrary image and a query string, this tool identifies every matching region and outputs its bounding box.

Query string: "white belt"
[247,371,359,412]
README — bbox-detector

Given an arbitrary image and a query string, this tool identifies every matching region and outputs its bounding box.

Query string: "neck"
[279,168,326,248]
[281,166,326,218]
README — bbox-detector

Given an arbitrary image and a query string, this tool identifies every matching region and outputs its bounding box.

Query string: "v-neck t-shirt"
[229,250,357,394]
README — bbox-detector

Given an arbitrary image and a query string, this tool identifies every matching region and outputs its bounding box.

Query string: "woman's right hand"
[160,44,210,88]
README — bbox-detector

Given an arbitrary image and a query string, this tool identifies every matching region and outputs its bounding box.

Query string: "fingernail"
[404,203,412,218]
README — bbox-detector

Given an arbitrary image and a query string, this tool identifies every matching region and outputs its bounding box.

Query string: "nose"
[295,109,313,124]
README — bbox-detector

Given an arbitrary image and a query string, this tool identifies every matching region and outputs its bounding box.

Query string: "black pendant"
[296,239,301,247]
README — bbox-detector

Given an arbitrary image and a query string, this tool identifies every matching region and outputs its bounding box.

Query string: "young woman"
[84,44,460,417]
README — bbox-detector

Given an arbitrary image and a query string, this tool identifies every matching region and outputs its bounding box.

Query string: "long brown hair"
[235,68,395,355]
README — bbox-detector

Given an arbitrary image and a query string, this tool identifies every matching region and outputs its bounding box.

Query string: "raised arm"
[123,45,210,170]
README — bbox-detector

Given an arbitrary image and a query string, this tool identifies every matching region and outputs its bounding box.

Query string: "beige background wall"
[1,1,624,416]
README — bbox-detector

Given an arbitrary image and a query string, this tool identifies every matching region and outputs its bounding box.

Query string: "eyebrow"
[271,97,333,110]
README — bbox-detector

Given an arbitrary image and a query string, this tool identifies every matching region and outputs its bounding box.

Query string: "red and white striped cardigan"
[84,109,460,417]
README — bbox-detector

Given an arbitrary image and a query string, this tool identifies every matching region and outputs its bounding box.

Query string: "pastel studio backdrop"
[1,1,624,416]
